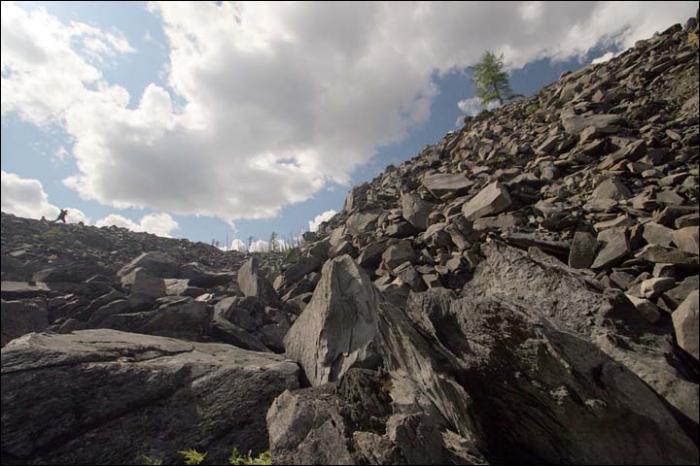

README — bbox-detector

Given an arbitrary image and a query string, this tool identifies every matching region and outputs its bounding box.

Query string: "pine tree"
[469,51,514,107]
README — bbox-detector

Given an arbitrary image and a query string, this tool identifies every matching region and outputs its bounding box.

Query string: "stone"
[422,173,473,198]
[1,300,48,347]
[356,241,387,269]
[117,251,179,279]
[102,299,209,341]
[635,245,699,265]
[179,262,232,287]
[238,257,277,304]
[673,226,699,255]
[640,277,676,299]
[642,222,676,248]
[665,275,699,307]
[591,230,630,269]
[591,178,632,200]
[672,290,699,360]
[266,386,354,465]
[461,181,512,220]
[561,112,624,135]
[121,268,166,306]
[568,232,599,269]
[381,241,417,270]
[208,298,270,352]
[346,210,380,235]
[656,189,685,205]
[1,330,299,465]
[87,299,131,325]
[626,295,662,323]
[401,193,432,231]
[284,256,381,386]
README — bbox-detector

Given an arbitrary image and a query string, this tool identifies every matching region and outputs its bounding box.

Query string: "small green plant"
[179,449,207,465]
[229,448,272,465]
[141,455,164,465]
[35,227,68,243]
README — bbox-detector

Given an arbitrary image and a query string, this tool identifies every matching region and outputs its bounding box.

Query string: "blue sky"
[2,1,696,248]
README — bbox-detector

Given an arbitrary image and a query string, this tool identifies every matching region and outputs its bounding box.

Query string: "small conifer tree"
[469,51,514,107]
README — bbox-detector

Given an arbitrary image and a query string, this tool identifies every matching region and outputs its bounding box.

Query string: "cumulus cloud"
[591,51,617,65]
[0,1,133,125]
[457,97,502,117]
[308,209,337,232]
[2,1,696,226]
[229,238,248,252]
[249,239,269,253]
[1,170,89,223]
[95,212,179,237]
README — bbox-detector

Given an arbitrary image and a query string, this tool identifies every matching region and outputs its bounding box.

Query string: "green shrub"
[179,449,207,465]
[229,448,272,465]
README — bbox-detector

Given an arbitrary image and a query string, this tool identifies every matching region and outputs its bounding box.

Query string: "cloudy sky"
[2,1,696,248]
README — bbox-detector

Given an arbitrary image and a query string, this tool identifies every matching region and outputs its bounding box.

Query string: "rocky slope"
[2,15,699,465]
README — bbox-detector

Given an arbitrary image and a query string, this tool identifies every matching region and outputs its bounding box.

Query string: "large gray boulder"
[284,256,381,386]
[1,329,300,465]
[238,257,277,304]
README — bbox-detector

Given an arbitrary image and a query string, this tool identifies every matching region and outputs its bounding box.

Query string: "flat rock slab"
[1,329,299,465]
[422,173,473,198]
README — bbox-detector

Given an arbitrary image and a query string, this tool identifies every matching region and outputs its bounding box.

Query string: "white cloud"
[308,209,337,232]
[249,239,269,253]
[0,1,133,126]
[456,96,503,116]
[95,212,179,237]
[2,1,696,226]
[229,238,248,252]
[1,170,88,223]
[591,51,617,65]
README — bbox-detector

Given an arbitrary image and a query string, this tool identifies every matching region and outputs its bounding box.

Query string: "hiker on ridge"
[52,209,69,224]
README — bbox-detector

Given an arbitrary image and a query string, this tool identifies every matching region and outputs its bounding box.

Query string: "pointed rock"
[284,256,381,386]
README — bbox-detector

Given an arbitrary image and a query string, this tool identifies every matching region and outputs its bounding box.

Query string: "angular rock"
[381,241,417,270]
[346,210,380,236]
[591,231,630,269]
[462,181,512,220]
[673,226,699,255]
[121,268,166,307]
[591,178,632,200]
[401,193,432,231]
[635,245,699,265]
[238,257,277,304]
[422,173,473,198]
[568,231,599,269]
[642,222,676,248]
[672,290,699,360]
[284,256,381,386]
[640,277,676,299]
[117,251,179,279]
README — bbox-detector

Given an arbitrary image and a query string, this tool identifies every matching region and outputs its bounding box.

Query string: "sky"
[2,1,697,250]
